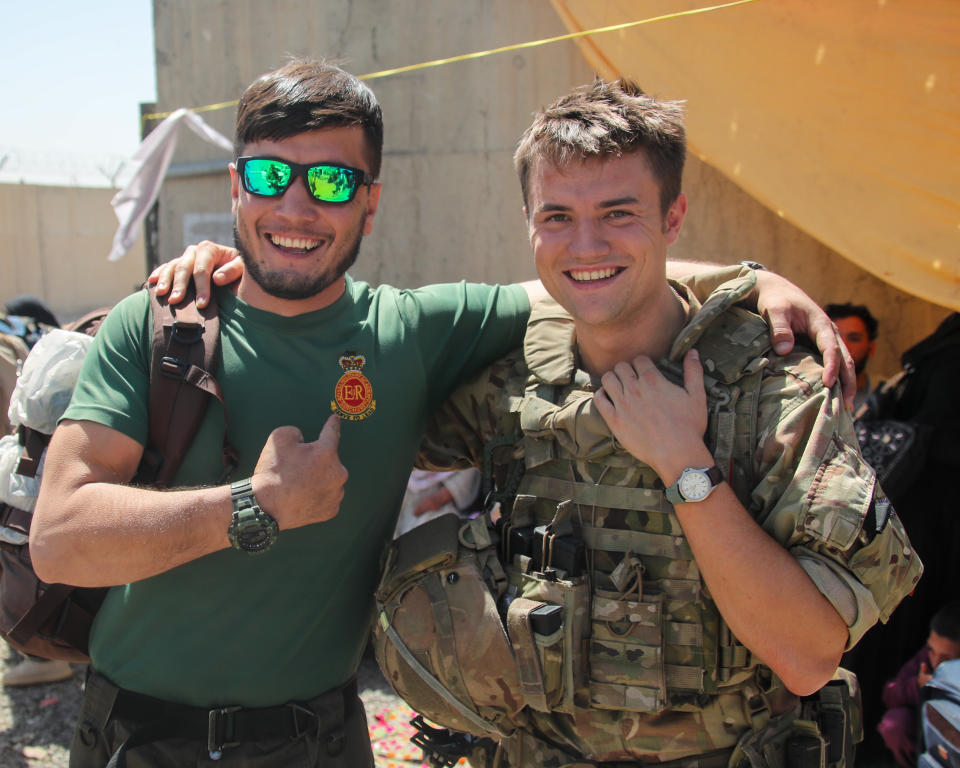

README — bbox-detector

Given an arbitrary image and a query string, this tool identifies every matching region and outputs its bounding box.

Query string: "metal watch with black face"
[228,478,279,554]
[665,465,724,505]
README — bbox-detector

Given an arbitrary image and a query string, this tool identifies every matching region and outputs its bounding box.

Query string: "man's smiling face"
[229,126,380,316]
[525,150,685,335]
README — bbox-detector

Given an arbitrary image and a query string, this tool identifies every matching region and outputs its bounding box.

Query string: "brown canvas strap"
[15,426,50,479]
[141,285,235,487]
[66,307,112,336]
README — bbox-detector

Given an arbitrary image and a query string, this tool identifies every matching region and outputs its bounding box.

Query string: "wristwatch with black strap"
[665,465,724,505]
[228,478,279,553]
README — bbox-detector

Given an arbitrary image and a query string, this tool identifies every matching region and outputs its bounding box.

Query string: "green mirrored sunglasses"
[237,156,373,203]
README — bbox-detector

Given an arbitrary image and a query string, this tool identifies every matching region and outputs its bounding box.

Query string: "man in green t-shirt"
[32,59,851,767]
[32,58,534,768]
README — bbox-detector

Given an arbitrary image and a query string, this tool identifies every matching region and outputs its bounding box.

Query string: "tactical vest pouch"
[378,511,461,600]
[801,671,861,768]
[514,567,590,713]
[589,587,669,714]
[728,710,825,768]
[506,598,565,712]
[727,670,860,768]
[374,513,524,738]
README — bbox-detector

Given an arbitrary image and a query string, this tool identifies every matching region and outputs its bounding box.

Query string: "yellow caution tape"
[141,0,758,126]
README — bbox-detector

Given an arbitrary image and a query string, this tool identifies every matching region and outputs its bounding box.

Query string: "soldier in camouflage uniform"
[377,79,921,768]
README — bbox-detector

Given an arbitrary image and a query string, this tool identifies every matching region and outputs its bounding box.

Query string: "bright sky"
[0,0,156,186]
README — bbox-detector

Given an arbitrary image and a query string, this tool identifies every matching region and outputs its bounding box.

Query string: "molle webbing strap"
[667,664,706,691]
[144,286,234,486]
[518,475,672,514]
[581,525,693,560]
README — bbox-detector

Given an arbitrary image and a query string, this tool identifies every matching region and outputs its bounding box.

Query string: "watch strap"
[704,465,724,486]
[665,465,723,505]
[228,478,278,553]
[230,478,255,504]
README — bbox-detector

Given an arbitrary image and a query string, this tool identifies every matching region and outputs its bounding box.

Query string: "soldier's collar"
[523,272,757,385]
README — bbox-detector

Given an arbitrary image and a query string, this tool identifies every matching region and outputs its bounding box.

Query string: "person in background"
[878,602,960,767]
[826,302,878,414]
[4,295,61,332]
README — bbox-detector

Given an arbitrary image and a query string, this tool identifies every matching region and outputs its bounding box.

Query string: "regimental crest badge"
[331,352,376,421]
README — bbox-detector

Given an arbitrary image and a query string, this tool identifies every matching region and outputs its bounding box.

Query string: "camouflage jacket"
[416,275,921,763]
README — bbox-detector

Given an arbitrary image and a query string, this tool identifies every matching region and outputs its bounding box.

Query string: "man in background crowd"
[826,302,878,413]
[878,601,960,766]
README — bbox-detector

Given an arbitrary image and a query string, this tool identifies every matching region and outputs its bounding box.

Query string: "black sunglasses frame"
[236,156,374,204]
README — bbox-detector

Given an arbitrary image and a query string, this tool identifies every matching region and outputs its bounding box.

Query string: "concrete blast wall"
[0,184,146,324]
[152,0,951,380]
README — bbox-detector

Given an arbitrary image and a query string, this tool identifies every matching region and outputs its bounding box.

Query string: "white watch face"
[678,470,712,502]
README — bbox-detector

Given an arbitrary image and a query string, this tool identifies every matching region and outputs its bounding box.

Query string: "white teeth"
[270,234,320,250]
[569,267,618,282]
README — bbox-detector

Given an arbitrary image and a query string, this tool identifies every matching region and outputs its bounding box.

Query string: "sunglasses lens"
[306,166,357,202]
[243,159,292,196]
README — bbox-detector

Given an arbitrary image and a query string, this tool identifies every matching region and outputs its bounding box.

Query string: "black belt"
[104,675,358,763]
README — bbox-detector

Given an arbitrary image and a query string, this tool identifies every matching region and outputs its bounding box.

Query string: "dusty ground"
[0,641,79,767]
[0,641,433,768]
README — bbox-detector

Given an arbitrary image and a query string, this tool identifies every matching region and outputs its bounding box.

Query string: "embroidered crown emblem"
[331,351,376,421]
[338,354,365,372]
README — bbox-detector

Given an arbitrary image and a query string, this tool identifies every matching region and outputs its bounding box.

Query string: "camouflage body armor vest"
[375,276,858,766]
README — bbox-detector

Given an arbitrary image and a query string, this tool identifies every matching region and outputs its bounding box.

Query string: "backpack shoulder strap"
[139,286,236,487]
[66,307,113,336]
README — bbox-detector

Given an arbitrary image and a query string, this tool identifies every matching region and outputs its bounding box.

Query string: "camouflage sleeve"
[415,349,527,472]
[749,352,923,650]
[674,264,754,304]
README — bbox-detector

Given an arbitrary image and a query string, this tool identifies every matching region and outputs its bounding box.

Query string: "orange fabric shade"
[551,0,960,309]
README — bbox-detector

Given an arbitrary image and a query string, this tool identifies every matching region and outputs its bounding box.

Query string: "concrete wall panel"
[0,184,146,323]
[150,0,951,382]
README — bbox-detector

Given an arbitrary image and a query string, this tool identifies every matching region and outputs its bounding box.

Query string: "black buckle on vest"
[207,706,241,759]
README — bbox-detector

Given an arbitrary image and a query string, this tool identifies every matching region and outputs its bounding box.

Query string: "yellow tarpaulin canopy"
[551,0,960,310]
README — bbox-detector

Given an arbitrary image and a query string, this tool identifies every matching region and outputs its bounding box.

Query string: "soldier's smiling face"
[525,151,686,336]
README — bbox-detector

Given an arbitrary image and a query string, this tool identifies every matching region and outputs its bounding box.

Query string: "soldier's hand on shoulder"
[594,350,710,478]
[251,415,347,528]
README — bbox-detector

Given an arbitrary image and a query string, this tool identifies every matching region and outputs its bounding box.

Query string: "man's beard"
[854,356,868,376]
[233,220,364,301]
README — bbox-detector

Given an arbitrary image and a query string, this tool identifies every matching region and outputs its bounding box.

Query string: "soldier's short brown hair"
[234,58,384,178]
[514,78,686,217]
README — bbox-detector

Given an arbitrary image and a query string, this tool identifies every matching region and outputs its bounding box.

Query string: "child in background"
[878,602,960,766]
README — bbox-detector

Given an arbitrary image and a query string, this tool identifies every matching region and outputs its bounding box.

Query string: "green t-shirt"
[64,275,529,707]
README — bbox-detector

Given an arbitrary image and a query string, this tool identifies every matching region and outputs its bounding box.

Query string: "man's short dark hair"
[234,58,384,178]
[931,602,960,643]
[513,78,686,218]
[825,303,878,341]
